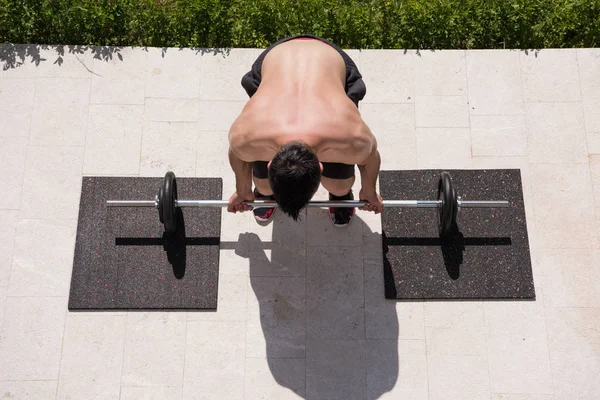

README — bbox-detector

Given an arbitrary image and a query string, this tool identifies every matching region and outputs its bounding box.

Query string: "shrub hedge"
[1,0,599,49]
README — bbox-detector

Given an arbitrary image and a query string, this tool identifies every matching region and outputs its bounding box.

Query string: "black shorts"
[241,34,366,181]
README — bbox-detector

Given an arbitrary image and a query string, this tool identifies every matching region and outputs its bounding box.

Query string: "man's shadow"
[233,212,399,399]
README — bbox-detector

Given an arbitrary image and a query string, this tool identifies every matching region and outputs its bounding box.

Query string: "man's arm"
[228,146,253,196]
[357,131,381,195]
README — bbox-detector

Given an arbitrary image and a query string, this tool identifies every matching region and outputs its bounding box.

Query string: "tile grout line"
[0,74,38,339]
[180,314,188,400]
[54,298,69,400]
[464,50,474,160]
[482,302,493,397]
[138,54,149,178]
[118,313,129,398]
[80,63,94,177]
[520,51,557,396]
[576,50,600,246]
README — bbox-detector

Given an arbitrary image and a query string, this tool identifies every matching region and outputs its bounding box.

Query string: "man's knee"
[321,176,354,196]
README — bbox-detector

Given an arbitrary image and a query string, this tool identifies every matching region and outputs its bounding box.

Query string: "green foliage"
[0,0,598,48]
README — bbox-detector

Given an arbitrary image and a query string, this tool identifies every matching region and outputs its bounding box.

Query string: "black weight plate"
[158,185,164,224]
[437,172,456,237]
[162,171,178,235]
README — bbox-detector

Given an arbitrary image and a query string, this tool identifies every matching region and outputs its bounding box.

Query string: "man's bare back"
[228,36,382,223]
[230,39,374,165]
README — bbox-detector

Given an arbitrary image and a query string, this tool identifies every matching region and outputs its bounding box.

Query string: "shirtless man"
[227,35,383,226]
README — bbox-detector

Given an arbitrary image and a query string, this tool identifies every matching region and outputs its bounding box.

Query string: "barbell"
[106,171,509,237]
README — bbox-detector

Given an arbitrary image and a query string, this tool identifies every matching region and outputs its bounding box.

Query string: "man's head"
[268,141,321,221]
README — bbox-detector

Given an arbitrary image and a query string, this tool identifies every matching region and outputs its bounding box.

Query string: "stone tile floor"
[0,45,599,399]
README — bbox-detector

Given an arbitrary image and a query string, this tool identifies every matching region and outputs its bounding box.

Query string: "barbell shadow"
[382,225,512,281]
[113,209,221,279]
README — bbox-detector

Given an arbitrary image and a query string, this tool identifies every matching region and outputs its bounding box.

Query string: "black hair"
[268,141,321,221]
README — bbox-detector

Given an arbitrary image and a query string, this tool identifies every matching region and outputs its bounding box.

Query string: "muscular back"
[229,39,375,165]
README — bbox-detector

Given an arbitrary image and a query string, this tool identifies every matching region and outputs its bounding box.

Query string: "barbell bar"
[106,199,507,208]
[106,171,509,237]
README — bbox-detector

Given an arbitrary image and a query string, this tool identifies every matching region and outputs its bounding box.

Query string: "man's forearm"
[228,147,253,195]
[358,148,381,193]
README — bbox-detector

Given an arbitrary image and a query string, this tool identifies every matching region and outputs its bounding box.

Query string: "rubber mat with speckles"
[68,176,222,310]
[380,169,535,300]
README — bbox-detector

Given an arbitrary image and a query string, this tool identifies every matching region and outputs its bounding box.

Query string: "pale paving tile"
[120,386,183,400]
[485,290,553,394]
[530,163,598,248]
[244,357,305,400]
[0,44,45,78]
[246,277,305,358]
[144,98,199,122]
[217,248,250,275]
[538,249,600,308]
[364,239,425,340]
[146,47,201,98]
[199,49,259,100]
[360,50,415,103]
[0,211,18,287]
[427,354,490,400]
[56,314,126,400]
[366,339,428,400]
[360,103,415,133]
[19,146,84,219]
[0,381,58,399]
[0,297,67,380]
[29,77,91,146]
[306,246,364,340]
[306,207,363,246]
[590,155,600,210]
[525,102,587,164]
[586,131,600,155]
[416,127,472,168]
[140,121,198,176]
[360,103,417,169]
[466,50,524,115]
[577,49,600,135]
[246,208,307,248]
[520,49,581,102]
[121,313,186,387]
[91,47,147,104]
[219,211,250,244]
[183,321,245,400]
[33,45,95,78]
[344,49,361,70]
[413,50,468,96]
[306,339,366,400]
[8,219,77,297]
[0,286,6,329]
[187,274,248,322]
[0,78,35,137]
[196,131,229,177]
[197,101,245,131]
[545,307,600,400]
[0,138,27,209]
[83,104,143,176]
[415,95,470,128]
[425,302,487,356]
[232,237,306,278]
[471,115,527,157]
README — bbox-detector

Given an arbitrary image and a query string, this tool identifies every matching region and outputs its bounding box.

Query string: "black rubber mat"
[68,176,222,310]
[380,169,535,300]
